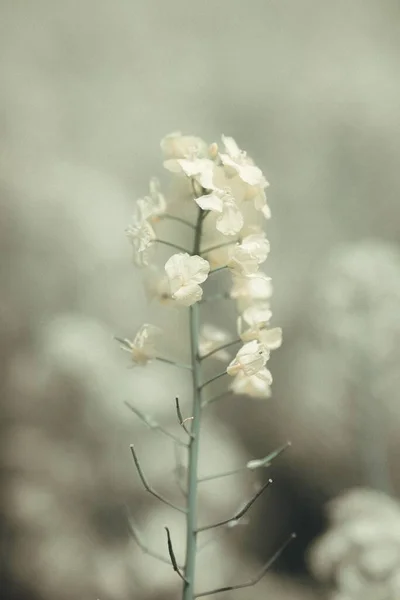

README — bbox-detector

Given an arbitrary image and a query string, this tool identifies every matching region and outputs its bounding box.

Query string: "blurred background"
[1,1,400,599]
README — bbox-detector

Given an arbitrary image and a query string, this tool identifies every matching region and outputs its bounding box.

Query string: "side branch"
[129,444,187,514]
[165,527,188,583]
[194,533,296,597]
[196,478,273,532]
[127,512,184,568]
[199,339,241,362]
[124,401,187,447]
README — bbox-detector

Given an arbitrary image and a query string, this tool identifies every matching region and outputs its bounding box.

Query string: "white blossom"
[198,324,232,361]
[230,367,273,398]
[230,272,273,310]
[125,215,156,267]
[227,233,270,276]
[143,266,175,306]
[220,135,266,187]
[134,178,167,223]
[195,189,244,236]
[238,303,274,342]
[227,340,269,377]
[165,253,210,306]
[118,324,161,365]
[160,132,208,160]
[162,132,215,190]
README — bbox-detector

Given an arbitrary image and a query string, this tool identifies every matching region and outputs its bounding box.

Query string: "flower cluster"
[309,488,400,600]
[124,132,281,399]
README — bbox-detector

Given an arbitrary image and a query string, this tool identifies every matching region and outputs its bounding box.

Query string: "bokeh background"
[2,1,400,599]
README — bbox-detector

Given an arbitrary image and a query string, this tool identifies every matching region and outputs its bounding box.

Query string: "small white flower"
[118,324,161,365]
[198,324,232,361]
[230,367,273,398]
[143,266,175,306]
[162,133,215,189]
[165,253,210,306]
[161,132,208,160]
[220,135,266,187]
[195,189,244,236]
[126,215,156,267]
[230,272,273,310]
[227,340,269,377]
[238,303,280,344]
[135,178,167,223]
[227,233,270,276]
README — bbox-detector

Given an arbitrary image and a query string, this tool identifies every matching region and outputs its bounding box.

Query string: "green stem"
[183,206,204,600]
[156,239,190,253]
[201,240,238,255]
[160,214,196,229]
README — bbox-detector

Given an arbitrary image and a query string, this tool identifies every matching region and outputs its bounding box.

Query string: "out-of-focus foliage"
[1,1,400,599]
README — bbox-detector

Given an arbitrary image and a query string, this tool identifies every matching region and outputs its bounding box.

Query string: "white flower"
[227,233,270,275]
[162,133,215,190]
[220,135,266,187]
[126,215,156,267]
[195,189,244,236]
[135,178,167,223]
[230,367,273,398]
[238,303,282,345]
[253,186,271,219]
[143,266,175,306]
[161,132,208,160]
[165,253,210,306]
[227,340,269,377]
[118,324,161,365]
[198,324,232,361]
[230,272,273,310]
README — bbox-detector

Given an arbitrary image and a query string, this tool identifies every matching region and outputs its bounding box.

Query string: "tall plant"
[119,132,294,599]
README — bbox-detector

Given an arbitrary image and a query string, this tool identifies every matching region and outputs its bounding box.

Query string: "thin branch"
[194,533,296,597]
[246,441,292,470]
[126,511,184,568]
[155,356,193,371]
[175,397,194,437]
[199,339,241,362]
[201,390,231,408]
[160,214,196,229]
[196,478,273,532]
[156,239,190,254]
[197,466,245,484]
[199,371,228,391]
[165,527,188,583]
[124,401,187,447]
[201,240,238,255]
[208,266,228,276]
[129,444,187,514]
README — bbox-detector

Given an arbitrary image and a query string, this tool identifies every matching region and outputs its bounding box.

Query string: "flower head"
[118,324,161,365]
[230,272,273,311]
[126,215,156,267]
[227,340,269,377]
[162,132,215,189]
[134,178,167,223]
[165,253,210,306]
[198,324,232,361]
[230,367,273,398]
[220,135,266,187]
[195,188,243,236]
[227,233,270,276]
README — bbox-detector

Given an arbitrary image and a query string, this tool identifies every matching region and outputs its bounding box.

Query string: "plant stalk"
[182,206,204,600]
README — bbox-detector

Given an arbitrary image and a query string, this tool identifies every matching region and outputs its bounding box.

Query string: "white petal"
[173,284,203,306]
[259,327,283,350]
[221,135,241,158]
[185,255,210,284]
[216,201,244,236]
[195,193,223,212]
